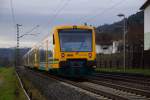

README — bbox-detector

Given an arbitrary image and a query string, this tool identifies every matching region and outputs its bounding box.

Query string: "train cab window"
[40,50,46,62]
[58,29,92,52]
[53,34,55,44]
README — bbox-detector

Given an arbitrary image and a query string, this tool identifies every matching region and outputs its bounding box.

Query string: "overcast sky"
[0,0,146,48]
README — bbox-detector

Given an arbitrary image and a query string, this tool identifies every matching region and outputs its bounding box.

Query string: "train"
[23,25,96,77]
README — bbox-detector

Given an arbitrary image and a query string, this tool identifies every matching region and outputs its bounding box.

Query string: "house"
[140,0,150,50]
[96,41,120,54]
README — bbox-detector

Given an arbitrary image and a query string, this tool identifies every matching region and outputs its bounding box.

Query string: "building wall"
[96,45,113,54]
[144,5,150,50]
[96,41,120,54]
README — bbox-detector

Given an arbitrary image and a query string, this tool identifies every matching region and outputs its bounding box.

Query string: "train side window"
[53,34,55,44]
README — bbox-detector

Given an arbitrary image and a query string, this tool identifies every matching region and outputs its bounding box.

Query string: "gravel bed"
[17,67,102,100]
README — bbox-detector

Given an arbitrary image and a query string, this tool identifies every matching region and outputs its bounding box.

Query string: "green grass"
[95,67,150,76]
[0,67,27,100]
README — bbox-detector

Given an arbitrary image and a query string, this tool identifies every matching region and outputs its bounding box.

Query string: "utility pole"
[15,24,39,67]
[123,17,126,71]
[16,24,22,67]
[117,14,126,71]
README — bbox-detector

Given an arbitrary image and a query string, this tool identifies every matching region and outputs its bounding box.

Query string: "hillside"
[96,11,144,45]
[0,48,30,66]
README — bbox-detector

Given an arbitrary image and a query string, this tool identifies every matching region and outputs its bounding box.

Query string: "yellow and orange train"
[23,25,96,77]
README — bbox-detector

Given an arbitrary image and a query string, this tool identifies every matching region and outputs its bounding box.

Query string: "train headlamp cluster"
[61,53,65,58]
[88,53,92,58]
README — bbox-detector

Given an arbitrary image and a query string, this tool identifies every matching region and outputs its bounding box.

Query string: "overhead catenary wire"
[42,0,66,27]
[78,0,113,23]
[25,25,40,34]
[10,0,40,49]
[86,0,123,22]
[9,0,72,48]
[39,0,71,34]
[48,0,71,26]
[10,0,18,49]
[10,0,16,26]
[32,0,72,47]
[79,0,124,24]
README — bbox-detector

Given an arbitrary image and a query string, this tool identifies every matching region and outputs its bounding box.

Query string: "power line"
[49,0,71,25]
[33,0,72,46]
[78,0,113,22]
[25,25,40,34]
[79,0,124,23]
[43,0,66,26]
[10,0,16,25]
[40,0,71,34]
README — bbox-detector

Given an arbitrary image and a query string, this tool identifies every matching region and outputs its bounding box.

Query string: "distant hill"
[0,48,30,66]
[96,11,144,45]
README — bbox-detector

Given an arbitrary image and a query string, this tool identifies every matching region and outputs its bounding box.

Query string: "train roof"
[52,25,94,31]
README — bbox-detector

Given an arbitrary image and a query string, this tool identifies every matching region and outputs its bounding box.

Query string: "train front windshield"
[59,29,92,52]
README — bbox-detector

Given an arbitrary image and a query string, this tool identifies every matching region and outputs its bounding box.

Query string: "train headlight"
[61,53,65,58]
[88,53,92,58]
[93,66,96,68]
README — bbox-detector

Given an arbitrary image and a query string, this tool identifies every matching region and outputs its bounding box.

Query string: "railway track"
[94,72,150,81]
[86,76,150,98]
[96,72,150,80]
[90,76,150,91]
[93,73,150,86]
[23,68,150,100]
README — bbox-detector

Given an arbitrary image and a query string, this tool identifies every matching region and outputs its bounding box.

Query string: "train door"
[48,35,54,70]
[39,43,46,70]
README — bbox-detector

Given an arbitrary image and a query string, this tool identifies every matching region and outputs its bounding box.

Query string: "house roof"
[140,0,150,10]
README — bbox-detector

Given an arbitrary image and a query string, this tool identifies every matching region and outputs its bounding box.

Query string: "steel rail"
[93,74,150,86]
[15,71,31,100]
[94,73,150,82]
[86,76,150,98]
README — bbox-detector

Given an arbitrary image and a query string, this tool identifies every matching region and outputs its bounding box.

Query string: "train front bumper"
[58,60,96,77]
[59,60,96,68]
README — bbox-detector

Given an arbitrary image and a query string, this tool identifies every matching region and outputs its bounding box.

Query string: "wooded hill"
[96,11,144,46]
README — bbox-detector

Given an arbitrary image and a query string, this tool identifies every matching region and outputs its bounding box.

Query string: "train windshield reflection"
[59,29,92,52]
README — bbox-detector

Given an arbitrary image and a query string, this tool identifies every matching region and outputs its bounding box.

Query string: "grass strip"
[0,67,27,100]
